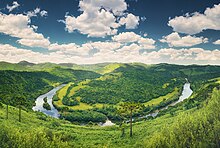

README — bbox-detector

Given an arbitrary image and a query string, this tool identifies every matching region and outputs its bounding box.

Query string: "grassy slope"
[144,87,179,106]
[0,78,220,147]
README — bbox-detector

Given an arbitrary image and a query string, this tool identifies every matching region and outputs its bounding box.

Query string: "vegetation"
[118,102,143,137]
[0,79,219,147]
[0,62,220,147]
[43,97,51,110]
[0,65,100,110]
[52,63,220,124]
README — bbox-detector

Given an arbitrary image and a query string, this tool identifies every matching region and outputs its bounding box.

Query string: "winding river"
[142,81,193,119]
[32,84,66,118]
[32,80,193,126]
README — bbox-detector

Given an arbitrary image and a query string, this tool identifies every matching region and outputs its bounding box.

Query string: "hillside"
[53,63,220,123]
[0,78,220,147]
[0,65,101,109]
[1,62,220,147]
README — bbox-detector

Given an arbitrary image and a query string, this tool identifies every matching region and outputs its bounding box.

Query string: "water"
[32,84,66,118]
[142,82,193,119]
[32,81,193,126]
[101,120,115,126]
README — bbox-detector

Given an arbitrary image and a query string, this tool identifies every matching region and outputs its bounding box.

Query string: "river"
[141,81,193,119]
[32,81,193,126]
[32,84,66,118]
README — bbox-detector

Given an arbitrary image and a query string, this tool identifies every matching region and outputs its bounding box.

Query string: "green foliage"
[0,124,70,148]
[72,64,184,105]
[145,88,220,148]
[43,97,51,110]
[0,62,220,147]
[0,70,62,109]
[43,102,51,110]
[60,110,107,123]
[0,84,219,147]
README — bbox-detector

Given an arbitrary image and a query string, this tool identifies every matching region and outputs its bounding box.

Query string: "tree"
[14,95,26,122]
[1,95,10,120]
[118,102,143,137]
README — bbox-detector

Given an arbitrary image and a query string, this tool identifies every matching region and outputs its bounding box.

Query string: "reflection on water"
[32,84,66,118]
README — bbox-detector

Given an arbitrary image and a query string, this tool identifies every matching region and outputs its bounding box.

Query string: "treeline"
[60,110,107,123]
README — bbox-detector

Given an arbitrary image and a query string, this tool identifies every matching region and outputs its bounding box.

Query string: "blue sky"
[0,0,220,64]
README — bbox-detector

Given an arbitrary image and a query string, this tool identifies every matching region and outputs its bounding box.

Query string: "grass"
[0,103,178,147]
[54,80,106,110]
[144,87,179,106]
[162,83,169,88]
[1,85,219,147]
[67,80,90,97]
[58,83,73,99]
[98,63,122,74]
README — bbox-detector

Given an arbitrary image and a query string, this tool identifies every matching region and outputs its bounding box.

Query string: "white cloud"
[160,32,208,47]
[140,16,146,22]
[18,38,50,48]
[168,3,220,34]
[112,32,141,43]
[40,10,48,17]
[1,43,220,65]
[62,0,139,37]
[64,9,118,37]
[49,43,89,56]
[119,13,140,29]
[213,39,220,45]
[0,13,50,48]
[27,8,48,18]
[112,32,155,49]
[6,1,20,12]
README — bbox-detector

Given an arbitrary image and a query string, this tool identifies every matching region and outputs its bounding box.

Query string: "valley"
[0,61,220,147]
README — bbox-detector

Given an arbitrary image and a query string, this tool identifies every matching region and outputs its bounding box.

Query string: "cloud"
[62,0,140,37]
[0,13,50,48]
[168,3,220,34]
[40,10,48,17]
[213,39,220,45]
[119,13,140,29]
[27,8,48,18]
[112,32,155,49]
[112,32,140,43]
[140,16,146,22]
[6,1,20,12]
[18,38,50,48]
[143,48,220,64]
[1,43,220,65]
[49,43,89,56]
[160,32,208,47]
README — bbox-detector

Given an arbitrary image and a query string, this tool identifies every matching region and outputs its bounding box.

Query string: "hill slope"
[0,78,220,147]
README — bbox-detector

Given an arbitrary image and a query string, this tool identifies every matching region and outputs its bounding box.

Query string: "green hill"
[53,63,220,124]
[0,78,220,147]
[1,62,220,147]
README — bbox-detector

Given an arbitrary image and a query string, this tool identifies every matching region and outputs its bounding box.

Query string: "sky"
[0,0,220,65]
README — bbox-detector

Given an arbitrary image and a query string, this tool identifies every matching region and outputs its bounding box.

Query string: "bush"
[0,124,70,148]
[43,102,51,110]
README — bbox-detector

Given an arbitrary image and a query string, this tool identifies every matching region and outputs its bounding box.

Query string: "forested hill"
[0,65,101,109]
[0,61,220,111]
[68,63,220,104]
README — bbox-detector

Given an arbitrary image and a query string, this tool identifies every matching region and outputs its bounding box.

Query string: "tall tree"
[1,95,10,120]
[119,102,143,137]
[14,95,26,122]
